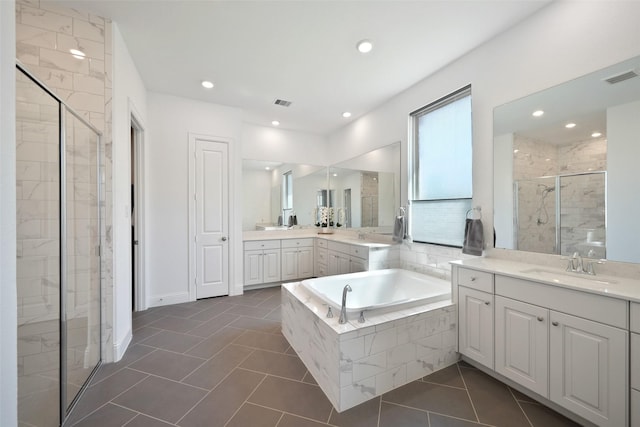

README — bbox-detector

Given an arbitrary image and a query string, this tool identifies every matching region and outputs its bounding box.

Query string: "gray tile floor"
[68,287,581,427]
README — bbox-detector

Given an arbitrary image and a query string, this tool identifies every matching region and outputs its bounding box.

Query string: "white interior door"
[194,138,229,298]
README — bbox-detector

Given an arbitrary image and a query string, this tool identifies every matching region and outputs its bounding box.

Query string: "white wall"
[111,22,149,360]
[242,123,329,166]
[607,100,640,263]
[328,1,640,257]
[0,1,17,424]
[147,92,243,304]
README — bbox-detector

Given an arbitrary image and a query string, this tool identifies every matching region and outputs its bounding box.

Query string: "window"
[282,170,293,210]
[409,85,472,246]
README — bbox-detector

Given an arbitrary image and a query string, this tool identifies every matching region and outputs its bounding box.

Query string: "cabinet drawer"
[281,238,314,248]
[316,238,328,248]
[316,249,328,264]
[632,302,640,333]
[457,268,493,293]
[495,275,628,329]
[632,332,640,390]
[350,245,369,260]
[328,241,350,254]
[244,240,281,250]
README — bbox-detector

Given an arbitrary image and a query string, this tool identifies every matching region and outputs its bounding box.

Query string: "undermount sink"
[520,267,618,286]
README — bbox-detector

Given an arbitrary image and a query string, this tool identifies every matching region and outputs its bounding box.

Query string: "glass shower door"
[62,108,101,412]
[16,67,62,427]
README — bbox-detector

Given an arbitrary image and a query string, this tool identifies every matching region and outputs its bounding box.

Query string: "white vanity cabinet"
[631,303,640,427]
[457,268,494,369]
[454,263,631,427]
[495,275,628,427]
[327,241,369,275]
[281,238,314,281]
[244,240,281,286]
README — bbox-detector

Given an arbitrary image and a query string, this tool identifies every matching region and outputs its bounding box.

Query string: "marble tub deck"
[282,281,458,412]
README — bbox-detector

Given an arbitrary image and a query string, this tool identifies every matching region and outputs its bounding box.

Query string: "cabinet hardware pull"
[470,277,477,282]
[552,321,559,326]
[537,316,543,322]
[484,301,490,305]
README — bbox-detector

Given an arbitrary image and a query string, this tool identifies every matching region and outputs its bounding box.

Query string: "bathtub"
[282,269,458,412]
[301,268,451,314]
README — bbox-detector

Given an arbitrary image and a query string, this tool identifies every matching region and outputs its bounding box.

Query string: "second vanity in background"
[243,233,393,288]
[454,258,640,427]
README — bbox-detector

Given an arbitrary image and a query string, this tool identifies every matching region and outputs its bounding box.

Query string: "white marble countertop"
[452,257,640,303]
[243,229,394,249]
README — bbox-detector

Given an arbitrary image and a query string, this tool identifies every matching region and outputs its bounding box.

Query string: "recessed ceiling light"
[272,120,280,126]
[356,39,373,54]
[265,167,271,171]
[532,110,544,117]
[332,173,338,177]
[201,80,214,89]
[565,123,576,128]
[69,49,85,59]
[513,149,519,153]
[592,132,602,138]
[342,112,352,118]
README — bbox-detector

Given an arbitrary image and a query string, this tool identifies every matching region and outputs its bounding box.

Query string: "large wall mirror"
[329,142,401,231]
[242,160,326,231]
[494,55,640,263]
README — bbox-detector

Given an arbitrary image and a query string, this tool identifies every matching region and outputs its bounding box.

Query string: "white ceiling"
[58,0,551,135]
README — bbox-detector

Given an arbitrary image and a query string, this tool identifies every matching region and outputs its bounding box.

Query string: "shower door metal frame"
[16,62,103,426]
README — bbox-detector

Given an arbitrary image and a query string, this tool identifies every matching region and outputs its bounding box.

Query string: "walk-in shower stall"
[16,64,102,426]
[515,171,606,258]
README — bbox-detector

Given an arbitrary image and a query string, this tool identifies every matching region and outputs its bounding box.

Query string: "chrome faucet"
[566,252,601,275]
[338,284,352,324]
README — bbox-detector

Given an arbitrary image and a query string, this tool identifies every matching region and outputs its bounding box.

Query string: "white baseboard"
[113,329,132,362]
[148,292,191,308]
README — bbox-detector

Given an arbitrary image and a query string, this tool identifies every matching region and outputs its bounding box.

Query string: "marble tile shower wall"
[513,136,606,256]
[16,0,114,362]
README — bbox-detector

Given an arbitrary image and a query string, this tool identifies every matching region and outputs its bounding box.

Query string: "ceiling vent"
[274,99,292,107]
[603,69,639,84]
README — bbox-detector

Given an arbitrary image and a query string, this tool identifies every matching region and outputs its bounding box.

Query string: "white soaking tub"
[301,268,451,314]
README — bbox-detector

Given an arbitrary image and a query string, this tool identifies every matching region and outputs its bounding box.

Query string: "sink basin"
[520,268,617,286]
[255,225,289,231]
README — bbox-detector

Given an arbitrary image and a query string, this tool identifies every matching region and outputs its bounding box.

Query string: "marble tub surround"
[452,256,640,302]
[282,280,457,412]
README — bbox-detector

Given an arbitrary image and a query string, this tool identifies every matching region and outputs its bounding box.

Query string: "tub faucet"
[338,284,352,324]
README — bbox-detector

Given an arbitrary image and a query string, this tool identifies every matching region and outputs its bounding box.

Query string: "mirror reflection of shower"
[535,184,555,226]
[515,172,606,257]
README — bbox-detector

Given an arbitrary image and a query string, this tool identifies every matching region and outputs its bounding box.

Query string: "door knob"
[221,236,227,241]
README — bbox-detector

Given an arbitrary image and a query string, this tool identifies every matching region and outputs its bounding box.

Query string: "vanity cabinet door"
[244,250,263,286]
[549,311,628,427]
[459,286,494,369]
[495,296,549,397]
[297,247,314,279]
[350,256,367,273]
[281,248,299,281]
[262,249,281,283]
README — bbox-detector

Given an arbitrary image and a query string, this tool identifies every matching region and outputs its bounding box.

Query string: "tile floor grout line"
[233,366,310,386]
[250,402,339,427]
[111,402,177,427]
[507,386,536,427]
[273,411,286,427]
[421,379,468,391]
[456,361,482,423]
[87,347,159,387]
[174,365,242,426]
[376,394,382,427]
[222,371,270,427]
[68,371,151,426]
[380,400,491,425]
[123,366,212,393]
[132,344,209,361]
[326,406,334,424]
